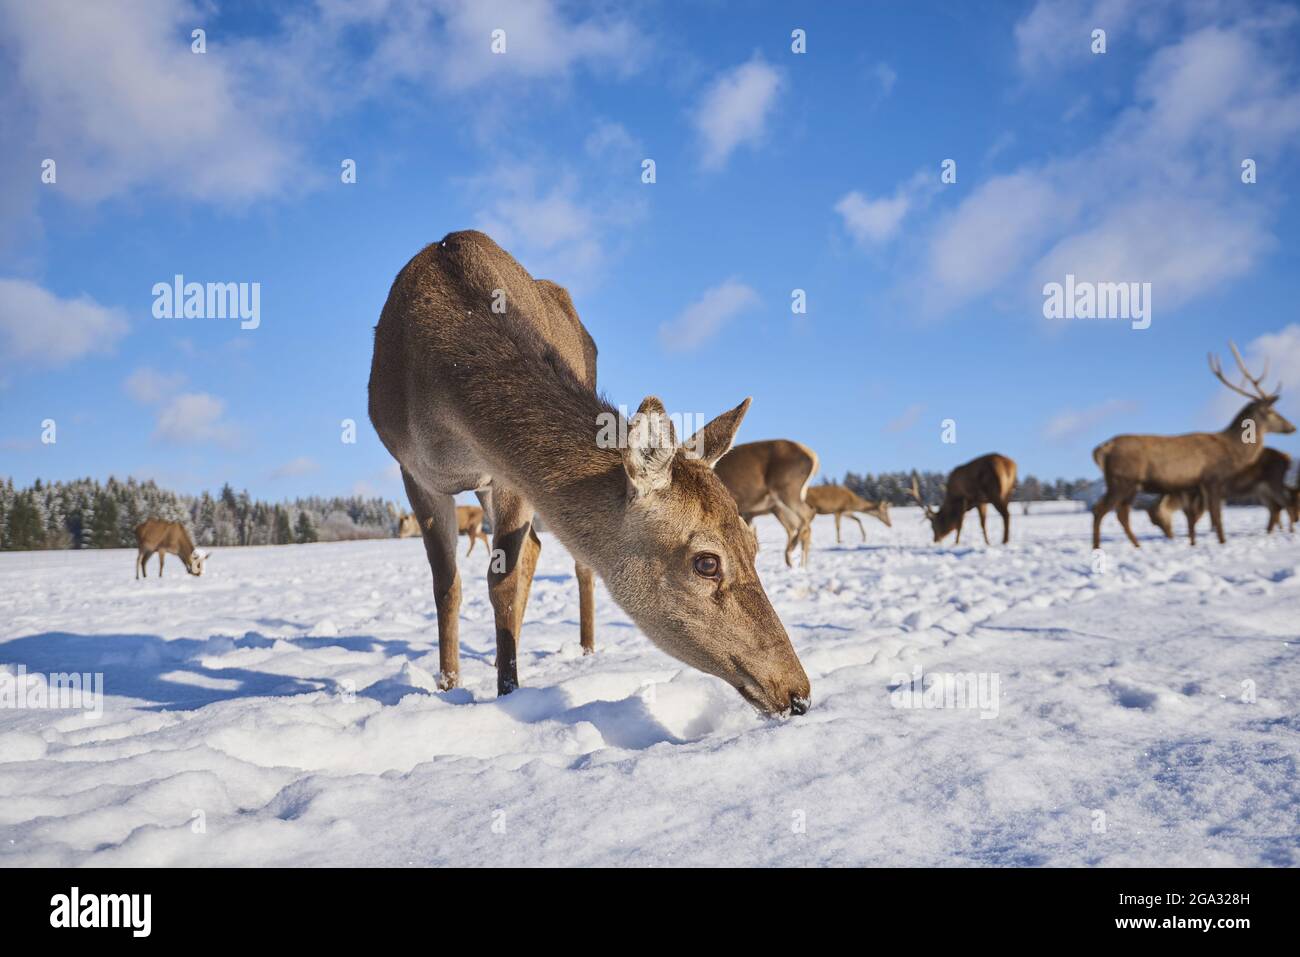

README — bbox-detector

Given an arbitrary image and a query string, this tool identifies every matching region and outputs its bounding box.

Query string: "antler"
[908,473,936,517]
[1209,341,1278,400]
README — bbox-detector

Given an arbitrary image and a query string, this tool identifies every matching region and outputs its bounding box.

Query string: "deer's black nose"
[790,693,810,716]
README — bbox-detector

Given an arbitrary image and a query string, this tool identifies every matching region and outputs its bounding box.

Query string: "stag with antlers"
[908,454,1018,545]
[1092,342,1295,548]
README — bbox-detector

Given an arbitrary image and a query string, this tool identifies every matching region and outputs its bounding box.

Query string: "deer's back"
[135,519,183,551]
[1099,432,1241,489]
[949,453,1016,502]
[805,484,854,513]
[368,231,598,489]
[716,440,818,510]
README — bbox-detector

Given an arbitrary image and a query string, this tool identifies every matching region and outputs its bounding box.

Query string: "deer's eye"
[692,552,721,579]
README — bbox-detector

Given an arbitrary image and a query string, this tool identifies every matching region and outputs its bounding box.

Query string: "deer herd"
[126,232,1299,717]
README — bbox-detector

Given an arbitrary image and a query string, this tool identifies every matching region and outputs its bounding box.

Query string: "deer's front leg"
[402,470,461,690]
[1206,486,1226,544]
[486,487,540,696]
[575,561,596,655]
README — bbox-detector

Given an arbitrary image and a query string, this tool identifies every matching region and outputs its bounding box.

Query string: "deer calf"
[908,454,1017,545]
[805,483,891,544]
[134,519,206,578]
[1147,447,1296,541]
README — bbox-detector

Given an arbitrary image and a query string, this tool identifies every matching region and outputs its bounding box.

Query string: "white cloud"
[1013,0,1151,75]
[693,55,783,170]
[584,120,640,158]
[836,192,911,246]
[471,143,646,290]
[873,62,897,97]
[411,0,640,91]
[0,0,646,209]
[1043,398,1139,442]
[270,456,321,480]
[659,280,761,352]
[917,17,1300,317]
[885,403,926,434]
[124,367,186,404]
[0,0,294,204]
[154,392,237,447]
[836,171,937,247]
[0,277,128,367]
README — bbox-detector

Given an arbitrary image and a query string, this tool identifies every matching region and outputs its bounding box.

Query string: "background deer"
[1092,343,1295,548]
[368,230,810,715]
[1147,447,1296,541]
[805,483,891,544]
[714,439,820,568]
[134,519,206,578]
[455,504,490,555]
[908,454,1017,545]
[397,512,420,538]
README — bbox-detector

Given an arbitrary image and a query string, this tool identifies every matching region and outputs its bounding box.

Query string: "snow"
[0,504,1296,866]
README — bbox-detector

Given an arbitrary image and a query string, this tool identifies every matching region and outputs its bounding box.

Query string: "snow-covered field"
[1,505,1296,867]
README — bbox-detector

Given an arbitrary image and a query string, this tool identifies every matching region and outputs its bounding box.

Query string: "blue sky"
[2,0,1300,502]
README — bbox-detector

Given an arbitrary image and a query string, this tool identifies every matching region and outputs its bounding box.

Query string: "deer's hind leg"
[483,485,540,696]
[1093,482,1138,549]
[1115,493,1141,548]
[402,469,461,690]
[157,552,165,576]
[976,503,990,545]
[995,501,1011,544]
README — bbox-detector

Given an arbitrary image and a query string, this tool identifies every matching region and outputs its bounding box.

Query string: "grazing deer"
[1147,448,1296,541]
[456,504,490,555]
[368,231,810,715]
[908,454,1017,544]
[805,483,892,544]
[714,439,820,568]
[134,519,206,578]
[1093,343,1296,548]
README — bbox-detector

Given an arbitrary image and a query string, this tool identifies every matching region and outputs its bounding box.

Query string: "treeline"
[840,471,1093,505]
[0,476,401,551]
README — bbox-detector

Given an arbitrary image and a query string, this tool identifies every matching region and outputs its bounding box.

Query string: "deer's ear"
[682,397,751,468]
[623,396,678,497]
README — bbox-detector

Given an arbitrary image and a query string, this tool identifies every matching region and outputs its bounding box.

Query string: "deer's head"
[610,396,811,717]
[864,498,892,528]
[1211,342,1296,436]
[908,473,956,543]
[185,550,208,576]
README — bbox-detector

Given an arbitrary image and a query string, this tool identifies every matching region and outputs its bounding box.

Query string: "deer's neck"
[445,342,630,571]
[1220,408,1269,466]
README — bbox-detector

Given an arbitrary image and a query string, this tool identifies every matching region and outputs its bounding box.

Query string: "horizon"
[3,1,1300,503]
